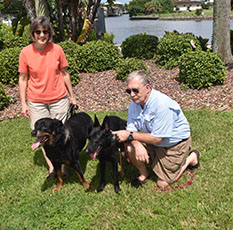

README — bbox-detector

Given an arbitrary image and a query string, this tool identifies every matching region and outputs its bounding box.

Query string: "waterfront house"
[173,1,202,12]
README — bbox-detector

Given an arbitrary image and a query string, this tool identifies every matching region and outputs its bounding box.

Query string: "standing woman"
[19,16,77,178]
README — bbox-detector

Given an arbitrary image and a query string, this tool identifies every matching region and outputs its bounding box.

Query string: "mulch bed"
[1,60,232,121]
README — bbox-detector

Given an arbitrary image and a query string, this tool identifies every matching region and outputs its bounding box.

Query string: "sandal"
[131,176,151,188]
[187,150,200,170]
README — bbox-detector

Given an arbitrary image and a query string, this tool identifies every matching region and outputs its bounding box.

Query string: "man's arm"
[112,130,162,145]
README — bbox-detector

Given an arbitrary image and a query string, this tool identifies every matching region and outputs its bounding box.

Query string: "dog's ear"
[94,115,100,127]
[102,116,110,131]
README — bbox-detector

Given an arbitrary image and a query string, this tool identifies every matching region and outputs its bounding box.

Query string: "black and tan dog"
[85,115,127,193]
[31,112,93,193]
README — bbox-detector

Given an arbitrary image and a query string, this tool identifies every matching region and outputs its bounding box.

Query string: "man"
[113,70,199,190]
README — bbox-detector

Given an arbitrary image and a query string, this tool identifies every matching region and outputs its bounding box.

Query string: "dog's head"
[85,115,114,160]
[31,118,63,150]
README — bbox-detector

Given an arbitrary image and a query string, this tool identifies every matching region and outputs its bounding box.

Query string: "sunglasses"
[125,85,146,94]
[34,30,49,35]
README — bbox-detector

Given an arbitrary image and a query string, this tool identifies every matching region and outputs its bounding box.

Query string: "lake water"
[105,14,233,44]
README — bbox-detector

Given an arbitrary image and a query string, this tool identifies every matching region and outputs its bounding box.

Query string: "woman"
[19,16,77,179]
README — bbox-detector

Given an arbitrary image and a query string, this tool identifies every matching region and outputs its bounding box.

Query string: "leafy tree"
[144,0,162,15]
[2,0,102,43]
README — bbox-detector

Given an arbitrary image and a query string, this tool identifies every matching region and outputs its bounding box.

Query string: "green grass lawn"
[151,9,233,17]
[0,110,232,229]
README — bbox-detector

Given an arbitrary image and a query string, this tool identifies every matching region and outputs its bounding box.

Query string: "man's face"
[126,78,150,107]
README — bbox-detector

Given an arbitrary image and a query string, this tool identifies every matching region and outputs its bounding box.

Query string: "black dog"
[85,115,127,193]
[31,112,93,193]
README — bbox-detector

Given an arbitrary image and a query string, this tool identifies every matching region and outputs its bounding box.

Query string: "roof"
[173,1,202,4]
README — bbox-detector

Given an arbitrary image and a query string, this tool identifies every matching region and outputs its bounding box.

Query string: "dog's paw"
[114,186,120,194]
[97,184,105,193]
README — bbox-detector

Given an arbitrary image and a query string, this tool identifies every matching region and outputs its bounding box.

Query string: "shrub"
[121,33,158,59]
[78,41,121,72]
[155,31,202,69]
[0,83,11,110]
[65,53,80,86]
[0,47,22,86]
[3,34,30,49]
[115,57,148,81]
[87,29,115,44]
[178,51,226,89]
[0,23,30,49]
[0,24,4,50]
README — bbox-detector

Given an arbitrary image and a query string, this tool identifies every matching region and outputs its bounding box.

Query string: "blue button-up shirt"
[127,89,190,147]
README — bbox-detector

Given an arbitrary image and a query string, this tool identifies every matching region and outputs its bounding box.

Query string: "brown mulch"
[1,60,232,121]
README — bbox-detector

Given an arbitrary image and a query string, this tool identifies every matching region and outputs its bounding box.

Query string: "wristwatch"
[127,131,134,141]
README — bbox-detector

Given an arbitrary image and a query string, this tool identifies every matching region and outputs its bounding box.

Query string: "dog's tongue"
[32,137,42,150]
[90,152,97,160]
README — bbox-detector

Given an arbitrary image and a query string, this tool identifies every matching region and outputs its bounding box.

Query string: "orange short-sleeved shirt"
[18,42,68,103]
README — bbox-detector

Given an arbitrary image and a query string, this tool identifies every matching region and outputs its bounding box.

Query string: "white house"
[173,1,202,12]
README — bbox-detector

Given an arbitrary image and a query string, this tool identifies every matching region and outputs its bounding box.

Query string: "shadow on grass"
[88,156,156,193]
[33,148,91,192]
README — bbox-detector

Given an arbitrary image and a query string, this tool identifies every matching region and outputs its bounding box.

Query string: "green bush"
[87,29,115,44]
[155,31,202,69]
[65,53,80,86]
[3,34,30,49]
[121,33,158,59]
[0,83,11,110]
[58,41,81,85]
[116,57,148,81]
[0,24,4,50]
[178,51,226,89]
[0,23,30,49]
[0,47,22,85]
[78,41,121,72]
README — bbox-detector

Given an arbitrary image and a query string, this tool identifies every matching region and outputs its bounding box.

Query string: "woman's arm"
[61,67,77,106]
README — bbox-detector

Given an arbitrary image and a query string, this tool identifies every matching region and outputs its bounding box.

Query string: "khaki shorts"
[28,96,69,129]
[146,137,192,184]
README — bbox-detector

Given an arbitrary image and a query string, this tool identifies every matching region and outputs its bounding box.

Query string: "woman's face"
[33,26,49,47]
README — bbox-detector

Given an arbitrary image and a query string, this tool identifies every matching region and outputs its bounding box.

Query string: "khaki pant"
[28,96,69,129]
[146,137,192,184]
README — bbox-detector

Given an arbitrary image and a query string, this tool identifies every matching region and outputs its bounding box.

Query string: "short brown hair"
[30,16,54,42]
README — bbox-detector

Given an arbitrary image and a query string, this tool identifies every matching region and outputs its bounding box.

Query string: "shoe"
[131,176,151,188]
[187,150,200,170]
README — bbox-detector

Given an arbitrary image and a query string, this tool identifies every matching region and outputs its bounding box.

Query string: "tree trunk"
[212,0,233,65]
[80,0,101,43]
[35,0,50,17]
[22,0,35,21]
[56,0,64,41]
[69,0,79,41]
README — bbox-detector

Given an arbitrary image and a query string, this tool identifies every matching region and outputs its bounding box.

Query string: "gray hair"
[30,16,54,42]
[127,70,150,85]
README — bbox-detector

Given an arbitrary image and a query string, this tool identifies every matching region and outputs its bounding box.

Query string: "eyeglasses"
[34,30,49,35]
[125,85,146,94]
